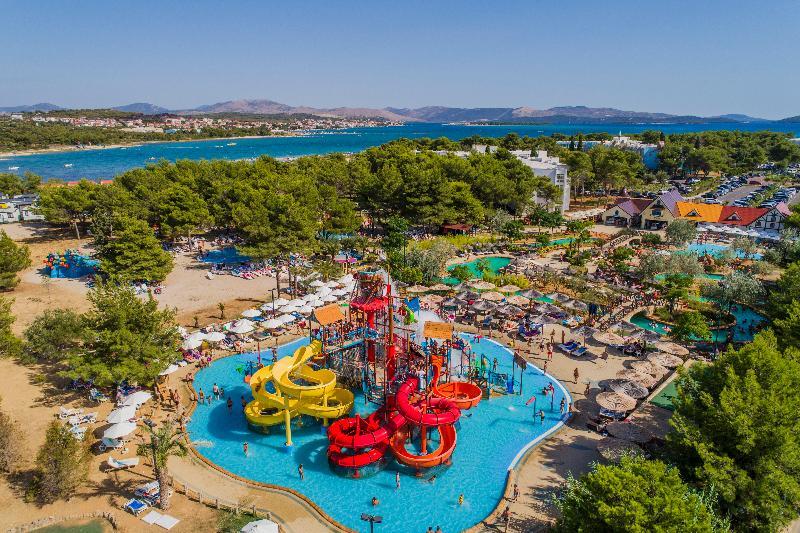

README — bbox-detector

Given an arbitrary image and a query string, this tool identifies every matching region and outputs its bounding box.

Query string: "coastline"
[0,133,300,159]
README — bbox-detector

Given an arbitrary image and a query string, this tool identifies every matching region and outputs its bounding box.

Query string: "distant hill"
[779,115,800,123]
[0,103,62,113]
[710,113,770,122]
[113,102,169,114]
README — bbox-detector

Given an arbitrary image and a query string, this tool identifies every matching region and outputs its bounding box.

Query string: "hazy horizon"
[2,0,799,119]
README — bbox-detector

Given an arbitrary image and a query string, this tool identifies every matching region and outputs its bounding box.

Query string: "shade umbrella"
[337,274,354,284]
[424,294,444,304]
[568,300,589,312]
[471,300,496,312]
[271,297,291,307]
[309,280,325,287]
[321,294,338,303]
[481,291,505,302]
[519,289,544,299]
[181,337,204,350]
[307,299,324,308]
[498,284,522,293]
[548,293,572,303]
[630,360,668,378]
[406,284,429,294]
[606,421,654,444]
[653,341,690,357]
[602,379,649,400]
[596,436,642,462]
[497,304,523,316]
[159,364,180,376]
[506,295,530,306]
[616,369,657,388]
[106,405,137,424]
[315,286,333,297]
[324,280,339,288]
[262,318,283,329]
[279,304,300,314]
[297,305,314,315]
[647,351,683,369]
[176,326,188,337]
[428,283,451,292]
[185,331,207,343]
[278,313,296,324]
[595,391,637,412]
[287,298,305,306]
[226,319,255,334]
[469,280,496,290]
[205,331,226,343]
[441,297,465,308]
[103,422,137,440]
[121,390,152,407]
[456,290,480,301]
[241,309,261,318]
[593,331,626,345]
[330,288,349,297]
[240,519,280,533]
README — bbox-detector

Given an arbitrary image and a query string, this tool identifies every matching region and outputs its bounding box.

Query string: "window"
[651,209,662,217]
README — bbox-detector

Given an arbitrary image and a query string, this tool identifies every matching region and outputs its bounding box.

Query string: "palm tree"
[137,421,188,510]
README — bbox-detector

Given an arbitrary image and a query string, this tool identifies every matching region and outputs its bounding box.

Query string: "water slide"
[245,341,354,429]
[430,355,483,410]
[327,409,406,469]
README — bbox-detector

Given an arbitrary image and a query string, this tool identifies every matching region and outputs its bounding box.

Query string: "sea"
[1,122,798,181]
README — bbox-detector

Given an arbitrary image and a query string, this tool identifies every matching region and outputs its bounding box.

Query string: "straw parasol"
[405,284,429,294]
[456,290,480,301]
[519,289,544,299]
[593,331,626,345]
[481,291,505,302]
[428,283,451,292]
[602,379,649,400]
[647,351,684,369]
[606,421,654,444]
[548,293,572,303]
[497,284,522,293]
[441,297,465,308]
[630,360,668,378]
[596,436,642,462]
[595,391,637,412]
[423,294,444,304]
[568,300,589,312]
[616,369,657,388]
[653,341,690,357]
[471,300,496,312]
[469,280,496,290]
[506,295,530,306]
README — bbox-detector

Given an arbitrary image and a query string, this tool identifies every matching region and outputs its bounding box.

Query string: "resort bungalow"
[639,190,684,230]
[669,201,789,231]
[0,201,20,223]
[600,198,651,227]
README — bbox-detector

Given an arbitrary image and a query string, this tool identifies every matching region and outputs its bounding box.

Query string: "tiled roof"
[611,197,651,216]
[717,206,769,226]
[656,189,685,216]
[776,202,793,217]
[676,202,723,223]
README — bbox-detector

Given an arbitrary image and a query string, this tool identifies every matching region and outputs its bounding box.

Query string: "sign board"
[423,321,454,340]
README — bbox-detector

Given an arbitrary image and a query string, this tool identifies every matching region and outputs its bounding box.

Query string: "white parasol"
[103,422,137,440]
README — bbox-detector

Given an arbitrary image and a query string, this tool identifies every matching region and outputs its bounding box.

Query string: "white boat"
[7,166,19,171]
[226,142,237,146]
[64,163,73,168]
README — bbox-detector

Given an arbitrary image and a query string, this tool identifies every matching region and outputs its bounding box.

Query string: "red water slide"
[327,409,405,469]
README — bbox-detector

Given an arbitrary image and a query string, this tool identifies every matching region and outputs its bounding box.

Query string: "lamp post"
[268,287,277,315]
[361,513,382,533]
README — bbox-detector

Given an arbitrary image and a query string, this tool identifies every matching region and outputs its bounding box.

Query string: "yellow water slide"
[245,341,354,444]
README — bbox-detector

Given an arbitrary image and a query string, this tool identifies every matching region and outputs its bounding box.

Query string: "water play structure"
[43,250,99,278]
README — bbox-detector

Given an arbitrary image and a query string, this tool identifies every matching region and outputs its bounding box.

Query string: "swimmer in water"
[428,474,437,483]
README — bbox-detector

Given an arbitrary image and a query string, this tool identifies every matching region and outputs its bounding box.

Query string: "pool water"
[200,246,252,264]
[655,272,725,282]
[442,256,512,285]
[187,335,570,532]
[529,237,577,247]
[630,302,766,343]
[685,243,763,261]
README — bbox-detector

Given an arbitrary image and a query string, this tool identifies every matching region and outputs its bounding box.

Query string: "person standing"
[560,397,565,414]
[574,367,580,384]
[243,442,249,456]
[298,463,305,480]
[395,471,400,490]
[512,483,519,501]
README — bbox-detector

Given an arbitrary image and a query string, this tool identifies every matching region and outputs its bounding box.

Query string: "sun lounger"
[135,480,160,497]
[68,425,87,439]
[107,456,140,470]
[558,341,579,353]
[89,388,109,402]
[68,412,98,426]
[58,406,83,419]
[571,346,588,357]
[124,498,148,516]
[98,437,124,451]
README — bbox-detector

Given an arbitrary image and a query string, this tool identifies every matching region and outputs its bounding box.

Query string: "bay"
[2,122,798,180]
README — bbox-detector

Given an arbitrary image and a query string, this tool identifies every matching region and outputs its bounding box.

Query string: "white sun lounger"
[58,406,83,419]
[107,456,140,470]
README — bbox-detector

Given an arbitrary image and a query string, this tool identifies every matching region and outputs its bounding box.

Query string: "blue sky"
[1,0,798,118]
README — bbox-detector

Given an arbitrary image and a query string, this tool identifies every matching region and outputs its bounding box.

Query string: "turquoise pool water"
[187,335,570,532]
[655,272,725,282]
[200,247,251,264]
[630,303,766,343]
[529,237,576,247]
[442,256,511,285]
[685,243,763,261]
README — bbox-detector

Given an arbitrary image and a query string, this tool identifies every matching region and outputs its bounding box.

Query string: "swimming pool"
[442,256,512,285]
[200,246,252,264]
[629,302,766,343]
[187,335,570,532]
[685,243,763,261]
[655,272,725,282]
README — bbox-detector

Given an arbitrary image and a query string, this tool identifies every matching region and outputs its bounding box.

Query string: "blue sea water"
[3,122,798,180]
[187,335,570,532]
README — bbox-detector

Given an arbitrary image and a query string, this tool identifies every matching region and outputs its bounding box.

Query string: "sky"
[1,0,799,118]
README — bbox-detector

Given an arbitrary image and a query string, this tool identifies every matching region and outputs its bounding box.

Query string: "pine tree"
[33,421,90,503]
[0,230,31,290]
[99,217,173,282]
[576,133,584,151]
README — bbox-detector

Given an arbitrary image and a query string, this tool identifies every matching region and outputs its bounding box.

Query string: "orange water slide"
[430,354,483,410]
[389,423,457,468]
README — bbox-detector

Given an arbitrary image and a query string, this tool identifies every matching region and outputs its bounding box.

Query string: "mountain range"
[1,99,797,124]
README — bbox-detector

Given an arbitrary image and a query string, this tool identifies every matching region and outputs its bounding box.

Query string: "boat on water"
[64,163,73,168]
[7,166,19,171]
[226,142,237,146]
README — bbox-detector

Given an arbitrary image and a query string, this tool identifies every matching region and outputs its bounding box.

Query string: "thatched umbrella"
[647,351,684,369]
[616,369,657,388]
[593,331,626,345]
[602,379,649,400]
[498,284,522,293]
[506,295,530,306]
[606,421,654,444]
[519,289,544,299]
[496,304,523,316]
[595,392,637,412]
[441,297,465,308]
[423,294,444,305]
[548,293,572,303]
[471,300,496,312]
[630,360,668,378]
[406,284,429,294]
[456,290,480,301]
[597,437,642,462]
[568,300,590,312]
[428,283,451,292]
[469,280,496,290]
[653,341,690,357]
[481,291,505,302]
